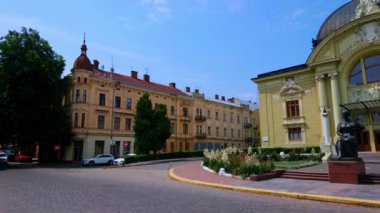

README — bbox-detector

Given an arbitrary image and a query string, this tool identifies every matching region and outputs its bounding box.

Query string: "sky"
[0,0,349,103]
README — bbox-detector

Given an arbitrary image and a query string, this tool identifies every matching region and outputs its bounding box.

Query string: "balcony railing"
[243,123,252,128]
[195,115,207,121]
[195,133,207,139]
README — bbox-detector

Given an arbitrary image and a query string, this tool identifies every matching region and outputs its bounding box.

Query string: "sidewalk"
[169,153,380,208]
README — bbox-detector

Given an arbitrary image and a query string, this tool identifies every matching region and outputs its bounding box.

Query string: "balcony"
[243,123,252,128]
[195,133,207,139]
[195,115,207,121]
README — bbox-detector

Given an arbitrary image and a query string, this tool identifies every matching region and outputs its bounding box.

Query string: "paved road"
[0,162,378,213]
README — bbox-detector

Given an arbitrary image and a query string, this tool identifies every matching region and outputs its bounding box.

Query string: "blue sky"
[0,0,349,102]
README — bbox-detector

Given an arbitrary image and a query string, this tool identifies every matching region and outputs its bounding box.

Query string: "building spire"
[81,32,87,55]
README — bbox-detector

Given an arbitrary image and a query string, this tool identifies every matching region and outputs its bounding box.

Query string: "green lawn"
[274,160,321,169]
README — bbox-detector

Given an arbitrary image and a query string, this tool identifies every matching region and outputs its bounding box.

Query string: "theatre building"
[253,0,380,152]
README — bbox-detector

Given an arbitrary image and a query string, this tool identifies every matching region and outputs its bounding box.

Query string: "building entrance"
[356,131,371,152]
[374,131,380,151]
[73,141,83,162]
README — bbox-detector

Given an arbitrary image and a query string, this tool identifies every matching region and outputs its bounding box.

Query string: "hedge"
[124,151,203,164]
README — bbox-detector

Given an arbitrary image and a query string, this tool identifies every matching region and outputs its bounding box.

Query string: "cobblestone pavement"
[0,161,378,213]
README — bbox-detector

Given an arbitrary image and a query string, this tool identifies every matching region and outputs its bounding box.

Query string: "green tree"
[151,104,171,154]
[0,28,72,151]
[134,93,171,154]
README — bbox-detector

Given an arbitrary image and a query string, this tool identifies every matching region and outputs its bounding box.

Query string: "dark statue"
[334,110,364,160]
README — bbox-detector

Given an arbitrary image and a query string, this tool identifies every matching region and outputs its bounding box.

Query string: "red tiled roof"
[95,70,188,97]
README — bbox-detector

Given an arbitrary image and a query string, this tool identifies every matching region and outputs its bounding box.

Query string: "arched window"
[349,63,363,85]
[349,54,380,85]
[365,55,380,83]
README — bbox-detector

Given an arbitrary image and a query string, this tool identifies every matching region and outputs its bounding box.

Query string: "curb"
[169,168,380,208]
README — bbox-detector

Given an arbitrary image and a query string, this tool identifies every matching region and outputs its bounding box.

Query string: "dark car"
[15,150,32,162]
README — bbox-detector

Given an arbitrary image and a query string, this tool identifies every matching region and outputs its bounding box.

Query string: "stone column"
[316,75,331,160]
[316,75,327,111]
[329,72,342,132]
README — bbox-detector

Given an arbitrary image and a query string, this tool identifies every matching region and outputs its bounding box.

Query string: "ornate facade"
[64,40,258,161]
[253,0,380,152]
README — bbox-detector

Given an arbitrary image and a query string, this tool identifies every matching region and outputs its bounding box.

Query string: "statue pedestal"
[328,160,365,184]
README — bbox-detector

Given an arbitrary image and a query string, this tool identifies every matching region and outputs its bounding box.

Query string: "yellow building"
[253,0,380,152]
[64,40,257,161]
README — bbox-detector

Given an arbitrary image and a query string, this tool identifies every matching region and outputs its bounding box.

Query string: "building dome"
[316,0,380,43]
[73,40,92,71]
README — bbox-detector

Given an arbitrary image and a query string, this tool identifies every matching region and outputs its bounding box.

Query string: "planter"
[249,172,277,181]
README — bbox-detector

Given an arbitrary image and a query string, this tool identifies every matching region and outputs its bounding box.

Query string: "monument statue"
[334,110,364,160]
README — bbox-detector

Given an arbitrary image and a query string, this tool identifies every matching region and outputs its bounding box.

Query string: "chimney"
[93,60,99,69]
[185,87,190,93]
[221,96,225,101]
[143,74,150,82]
[215,94,219,100]
[195,89,199,94]
[131,71,138,79]
[169,82,176,88]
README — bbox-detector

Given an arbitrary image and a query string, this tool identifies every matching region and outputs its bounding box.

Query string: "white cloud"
[141,0,172,23]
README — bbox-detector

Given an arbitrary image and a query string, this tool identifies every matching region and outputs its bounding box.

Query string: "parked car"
[0,152,7,162]
[113,158,125,166]
[15,150,32,162]
[4,150,15,161]
[82,154,114,166]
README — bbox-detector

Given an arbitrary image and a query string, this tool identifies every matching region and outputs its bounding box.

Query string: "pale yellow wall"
[65,68,255,160]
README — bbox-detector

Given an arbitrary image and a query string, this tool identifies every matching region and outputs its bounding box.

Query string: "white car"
[113,158,125,166]
[82,154,114,166]
[0,152,8,162]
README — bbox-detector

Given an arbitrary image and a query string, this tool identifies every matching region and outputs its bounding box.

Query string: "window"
[170,106,175,116]
[74,113,79,128]
[84,78,87,83]
[208,126,211,135]
[238,129,241,138]
[231,129,234,138]
[224,128,227,137]
[183,123,188,134]
[215,111,219,120]
[126,98,132,110]
[365,55,380,83]
[349,55,380,85]
[83,90,87,103]
[115,96,121,108]
[286,100,300,118]
[207,110,211,119]
[170,122,175,133]
[349,63,363,85]
[230,113,234,122]
[183,107,188,117]
[76,89,80,103]
[99,93,106,106]
[97,115,105,129]
[81,113,85,128]
[223,113,226,121]
[125,118,132,131]
[288,128,302,140]
[94,141,104,155]
[353,114,367,123]
[373,112,380,122]
[216,127,220,136]
[77,77,81,83]
[237,115,240,124]
[114,117,120,130]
